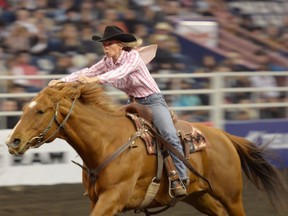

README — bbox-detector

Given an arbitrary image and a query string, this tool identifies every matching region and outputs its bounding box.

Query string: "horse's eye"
[36,110,45,114]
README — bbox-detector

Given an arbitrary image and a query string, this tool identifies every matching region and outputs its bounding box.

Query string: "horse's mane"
[45,83,124,115]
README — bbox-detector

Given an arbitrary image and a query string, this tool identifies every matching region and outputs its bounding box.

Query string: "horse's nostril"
[11,138,21,148]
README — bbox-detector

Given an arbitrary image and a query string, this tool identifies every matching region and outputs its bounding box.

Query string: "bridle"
[28,95,79,149]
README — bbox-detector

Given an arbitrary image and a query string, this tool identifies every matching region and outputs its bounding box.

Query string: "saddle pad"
[127,113,207,155]
[178,124,207,153]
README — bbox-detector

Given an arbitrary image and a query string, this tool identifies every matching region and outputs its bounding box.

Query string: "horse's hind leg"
[184,192,227,216]
[218,193,246,216]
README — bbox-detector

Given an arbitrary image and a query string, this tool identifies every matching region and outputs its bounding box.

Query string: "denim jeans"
[133,93,187,180]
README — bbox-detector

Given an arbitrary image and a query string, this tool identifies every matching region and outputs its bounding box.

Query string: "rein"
[73,127,147,183]
[28,95,79,148]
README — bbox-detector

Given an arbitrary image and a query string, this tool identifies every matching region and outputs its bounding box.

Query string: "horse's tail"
[224,131,288,211]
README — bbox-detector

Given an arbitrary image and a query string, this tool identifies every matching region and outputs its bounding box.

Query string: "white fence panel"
[1,71,288,129]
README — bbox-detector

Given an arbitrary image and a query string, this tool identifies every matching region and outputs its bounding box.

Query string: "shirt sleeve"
[97,50,141,84]
[61,58,106,82]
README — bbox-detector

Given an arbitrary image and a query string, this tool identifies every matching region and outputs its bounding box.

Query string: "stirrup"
[169,179,187,198]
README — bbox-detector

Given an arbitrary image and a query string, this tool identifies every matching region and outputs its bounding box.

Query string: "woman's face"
[102,40,122,60]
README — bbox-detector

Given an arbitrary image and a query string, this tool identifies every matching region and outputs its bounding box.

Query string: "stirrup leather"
[163,154,186,197]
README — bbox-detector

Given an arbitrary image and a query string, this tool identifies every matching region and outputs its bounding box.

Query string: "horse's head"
[5,83,83,155]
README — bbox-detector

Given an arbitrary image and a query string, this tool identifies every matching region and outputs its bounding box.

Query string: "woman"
[49,25,187,197]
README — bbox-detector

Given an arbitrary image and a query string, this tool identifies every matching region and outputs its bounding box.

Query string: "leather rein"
[73,127,148,183]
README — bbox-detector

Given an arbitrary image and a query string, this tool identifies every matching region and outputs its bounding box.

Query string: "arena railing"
[1,71,288,129]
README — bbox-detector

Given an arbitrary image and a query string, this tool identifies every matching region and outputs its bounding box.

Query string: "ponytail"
[121,38,143,51]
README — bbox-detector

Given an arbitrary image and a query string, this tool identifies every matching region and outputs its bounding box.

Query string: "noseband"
[28,95,78,148]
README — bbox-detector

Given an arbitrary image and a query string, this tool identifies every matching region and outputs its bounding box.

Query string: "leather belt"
[129,95,149,102]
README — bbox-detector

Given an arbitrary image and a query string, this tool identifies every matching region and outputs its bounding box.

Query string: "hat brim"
[92,33,137,43]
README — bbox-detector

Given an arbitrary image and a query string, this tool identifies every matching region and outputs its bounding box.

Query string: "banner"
[225,119,288,148]
[176,20,218,48]
[0,130,82,186]
[224,119,288,168]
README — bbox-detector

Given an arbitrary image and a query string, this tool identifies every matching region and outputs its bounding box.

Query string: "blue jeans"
[133,93,187,180]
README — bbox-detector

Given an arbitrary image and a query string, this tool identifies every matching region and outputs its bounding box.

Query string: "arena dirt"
[0,172,287,216]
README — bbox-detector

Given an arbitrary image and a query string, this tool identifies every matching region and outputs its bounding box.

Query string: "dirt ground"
[0,173,287,216]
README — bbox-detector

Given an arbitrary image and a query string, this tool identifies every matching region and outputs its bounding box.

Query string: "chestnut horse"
[5,83,288,216]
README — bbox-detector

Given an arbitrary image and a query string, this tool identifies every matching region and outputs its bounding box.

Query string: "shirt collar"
[104,50,126,66]
[115,50,125,65]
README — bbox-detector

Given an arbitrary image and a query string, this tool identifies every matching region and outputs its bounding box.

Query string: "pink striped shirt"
[62,50,160,97]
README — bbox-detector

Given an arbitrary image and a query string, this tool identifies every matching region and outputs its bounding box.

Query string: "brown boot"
[171,180,187,197]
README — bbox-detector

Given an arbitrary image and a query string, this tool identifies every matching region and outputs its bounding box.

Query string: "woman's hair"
[121,37,143,51]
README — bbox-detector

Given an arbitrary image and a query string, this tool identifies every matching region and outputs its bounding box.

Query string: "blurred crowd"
[0,0,288,128]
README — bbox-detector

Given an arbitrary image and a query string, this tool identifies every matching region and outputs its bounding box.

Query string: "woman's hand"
[78,75,100,84]
[48,79,63,86]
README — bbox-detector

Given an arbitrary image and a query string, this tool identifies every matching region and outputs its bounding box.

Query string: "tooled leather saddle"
[123,102,207,158]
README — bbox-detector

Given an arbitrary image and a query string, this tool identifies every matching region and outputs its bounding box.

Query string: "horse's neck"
[61,106,130,168]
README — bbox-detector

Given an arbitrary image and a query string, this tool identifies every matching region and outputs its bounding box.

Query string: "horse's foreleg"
[89,183,133,216]
[90,190,122,216]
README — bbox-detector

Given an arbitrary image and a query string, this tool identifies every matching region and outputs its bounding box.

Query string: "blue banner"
[224,119,288,168]
[225,119,288,136]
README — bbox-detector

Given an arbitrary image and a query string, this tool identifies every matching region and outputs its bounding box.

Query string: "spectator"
[238,15,256,32]
[3,23,31,52]
[57,23,81,53]
[29,8,55,30]
[28,10,52,55]
[0,20,8,45]
[121,8,139,34]
[221,51,251,72]
[102,8,127,32]
[13,9,38,34]
[91,0,106,20]
[149,22,181,54]
[249,73,279,101]
[78,1,98,26]
[161,1,183,16]
[254,49,288,71]
[279,33,288,57]
[201,55,218,72]
[34,0,51,10]
[151,35,176,72]
[235,110,251,120]
[10,50,44,92]
[168,78,207,122]
[228,76,251,104]
[0,99,20,129]
[171,80,202,107]
[50,53,73,75]
[279,15,288,38]
[133,23,150,42]
[78,24,103,54]
[138,4,164,30]
[64,8,81,25]
[0,47,13,93]
[53,1,77,24]
[148,22,190,71]
[249,70,284,119]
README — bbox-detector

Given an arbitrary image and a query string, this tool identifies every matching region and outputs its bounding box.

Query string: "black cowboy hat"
[92,25,137,42]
